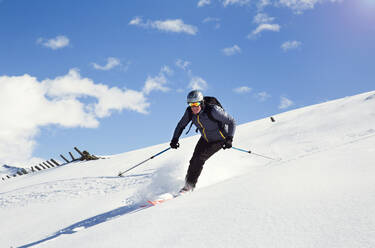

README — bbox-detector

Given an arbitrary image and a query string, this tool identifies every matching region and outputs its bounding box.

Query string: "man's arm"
[172,107,192,141]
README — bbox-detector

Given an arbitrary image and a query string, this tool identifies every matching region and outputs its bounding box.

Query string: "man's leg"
[185,138,223,188]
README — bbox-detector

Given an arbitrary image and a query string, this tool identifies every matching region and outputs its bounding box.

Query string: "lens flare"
[361,0,375,9]
[357,0,375,19]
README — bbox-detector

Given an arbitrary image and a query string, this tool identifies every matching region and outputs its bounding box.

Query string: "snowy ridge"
[1,90,375,248]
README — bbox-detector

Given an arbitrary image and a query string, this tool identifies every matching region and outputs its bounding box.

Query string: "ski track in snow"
[0,175,152,208]
[2,127,374,209]
[1,127,374,209]
[276,129,375,166]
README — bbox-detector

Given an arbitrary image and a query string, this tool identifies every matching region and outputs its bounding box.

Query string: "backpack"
[185,96,226,135]
[203,96,224,110]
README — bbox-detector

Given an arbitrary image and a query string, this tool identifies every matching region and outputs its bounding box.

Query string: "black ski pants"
[185,137,224,186]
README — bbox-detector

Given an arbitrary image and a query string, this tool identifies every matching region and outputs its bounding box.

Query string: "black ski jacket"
[172,105,236,143]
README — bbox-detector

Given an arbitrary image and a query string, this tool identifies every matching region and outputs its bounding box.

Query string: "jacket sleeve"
[210,106,236,138]
[172,108,191,140]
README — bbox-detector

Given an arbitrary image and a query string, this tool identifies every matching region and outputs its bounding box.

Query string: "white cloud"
[161,65,174,76]
[197,0,339,13]
[222,45,242,56]
[175,61,208,91]
[278,0,341,14]
[255,91,271,101]
[92,57,121,71]
[129,16,142,25]
[43,69,150,117]
[279,96,294,109]
[129,17,198,35]
[257,0,272,9]
[142,67,172,95]
[222,0,251,7]
[188,77,208,91]
[253,13,275,24]
[153,19,198,35]
[176,59,191,71]
[234,86,252,93]
[281,40,302,51]
[248,23,281,38]
[279,0,317,13]
[37,35,70,50]
[142,75,169,95]
[0,67,174,166]
[253,23,281,35]
[250,13,280,40]
[198,0,211,7]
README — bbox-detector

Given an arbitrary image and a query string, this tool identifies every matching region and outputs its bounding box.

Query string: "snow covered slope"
[1,91,375,248]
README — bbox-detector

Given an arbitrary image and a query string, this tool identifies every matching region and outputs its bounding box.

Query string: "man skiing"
[170,90,236,192]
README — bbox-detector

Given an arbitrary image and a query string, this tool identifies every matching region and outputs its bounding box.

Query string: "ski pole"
[118,147,171,177]
[232,146,280,161]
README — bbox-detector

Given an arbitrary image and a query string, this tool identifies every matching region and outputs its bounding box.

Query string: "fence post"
[69,152,76,161]
[60,155,70,163]
[46,161,54,167]
[74,147,84,157]
[43,162,50,168]
[50,159,60,166]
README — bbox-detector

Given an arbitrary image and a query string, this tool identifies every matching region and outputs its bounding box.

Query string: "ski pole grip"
[233,147,251,153]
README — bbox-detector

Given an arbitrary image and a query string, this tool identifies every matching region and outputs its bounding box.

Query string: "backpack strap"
[185,105,227,136]
[185,107,194,135]
[205,104,215,122]
[185,121,194,135]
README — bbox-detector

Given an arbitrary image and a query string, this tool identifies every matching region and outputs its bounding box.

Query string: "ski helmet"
[187,90,204,103]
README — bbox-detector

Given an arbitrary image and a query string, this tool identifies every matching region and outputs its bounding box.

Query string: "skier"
[170,90,236,192]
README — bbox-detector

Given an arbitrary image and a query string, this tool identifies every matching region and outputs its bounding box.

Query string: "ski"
[145,191,189,206]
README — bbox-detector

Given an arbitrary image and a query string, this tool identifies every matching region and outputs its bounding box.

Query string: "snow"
[0,165,24,178]
[1,91,375,248]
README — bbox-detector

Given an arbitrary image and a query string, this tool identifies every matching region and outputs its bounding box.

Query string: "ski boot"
[179,182,195,193]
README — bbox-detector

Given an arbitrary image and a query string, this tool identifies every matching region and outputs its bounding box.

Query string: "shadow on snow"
[18,202,148,248]
[18,173,153,248]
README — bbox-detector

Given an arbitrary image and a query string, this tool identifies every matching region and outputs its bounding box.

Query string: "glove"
[170,138,180,149]
[222,136,233,149]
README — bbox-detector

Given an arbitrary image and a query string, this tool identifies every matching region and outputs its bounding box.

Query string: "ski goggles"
[188,102,201,107]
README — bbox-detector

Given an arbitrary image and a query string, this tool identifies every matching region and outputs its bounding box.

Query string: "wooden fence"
[1,147,102,181]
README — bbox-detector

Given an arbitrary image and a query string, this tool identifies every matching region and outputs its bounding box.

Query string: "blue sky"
[0,0,374,166]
